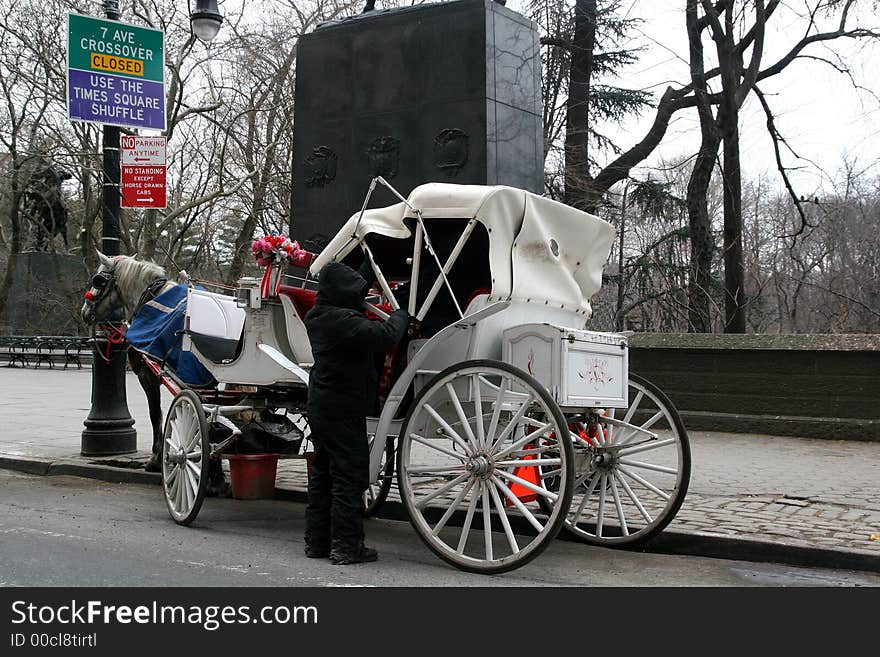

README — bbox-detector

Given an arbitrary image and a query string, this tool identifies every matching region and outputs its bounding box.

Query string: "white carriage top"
[311,183,616,318]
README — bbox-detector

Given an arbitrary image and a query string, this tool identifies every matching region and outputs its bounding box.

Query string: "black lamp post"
[82,1,223,456]
[81,0,136,456]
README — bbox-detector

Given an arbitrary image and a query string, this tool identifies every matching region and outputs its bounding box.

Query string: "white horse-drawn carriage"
[98,178,691,574]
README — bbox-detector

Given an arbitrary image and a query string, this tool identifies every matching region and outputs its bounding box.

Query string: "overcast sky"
[507,0,880,195]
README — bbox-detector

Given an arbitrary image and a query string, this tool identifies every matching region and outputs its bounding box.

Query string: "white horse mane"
[113,256,172,317]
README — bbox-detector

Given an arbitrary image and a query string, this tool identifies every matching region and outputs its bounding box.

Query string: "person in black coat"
[304,259,409,564]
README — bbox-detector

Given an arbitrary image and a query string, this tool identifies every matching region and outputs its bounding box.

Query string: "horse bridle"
[84,260,168,321]
[83,268,118,313]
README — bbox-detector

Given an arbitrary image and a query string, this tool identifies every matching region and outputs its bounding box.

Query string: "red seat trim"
[277,285,318,318]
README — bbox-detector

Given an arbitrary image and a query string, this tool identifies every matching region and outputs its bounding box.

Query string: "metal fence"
[0,335,93,369]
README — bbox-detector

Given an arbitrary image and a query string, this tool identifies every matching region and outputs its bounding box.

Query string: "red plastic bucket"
[228,453,279,500]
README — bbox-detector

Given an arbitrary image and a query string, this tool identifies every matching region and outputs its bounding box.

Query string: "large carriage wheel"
[541,374,690,547]
[397,360,574,574]
[363,437,394,517]
[162,390,210,525]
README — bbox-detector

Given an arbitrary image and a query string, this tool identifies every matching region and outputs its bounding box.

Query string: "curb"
[2,455,878,575]
[0,455,161,486]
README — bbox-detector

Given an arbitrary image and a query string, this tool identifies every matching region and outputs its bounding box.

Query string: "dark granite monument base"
[1,252,86,335]
[290,0,543,251]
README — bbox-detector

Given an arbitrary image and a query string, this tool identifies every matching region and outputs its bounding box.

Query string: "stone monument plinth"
[290,0,543,251]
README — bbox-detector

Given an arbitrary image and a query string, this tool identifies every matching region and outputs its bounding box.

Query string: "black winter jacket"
[305,261,409,418]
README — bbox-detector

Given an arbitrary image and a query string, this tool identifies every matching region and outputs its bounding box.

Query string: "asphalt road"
[1,470,878,587]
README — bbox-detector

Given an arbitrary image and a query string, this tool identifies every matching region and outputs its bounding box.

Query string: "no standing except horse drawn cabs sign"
[67,13,166,131]
[121,135,167,209]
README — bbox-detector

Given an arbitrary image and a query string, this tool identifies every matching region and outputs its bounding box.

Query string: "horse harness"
[84,259,168,321]
[84,258,168,362]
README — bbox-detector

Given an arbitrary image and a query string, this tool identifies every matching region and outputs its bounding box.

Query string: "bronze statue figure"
[22,165,71,251]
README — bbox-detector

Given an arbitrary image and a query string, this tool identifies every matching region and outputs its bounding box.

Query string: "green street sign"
[67,13,166,130]
[68,13,164,82]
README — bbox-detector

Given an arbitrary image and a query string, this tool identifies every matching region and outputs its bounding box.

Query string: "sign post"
[121,135,167,209]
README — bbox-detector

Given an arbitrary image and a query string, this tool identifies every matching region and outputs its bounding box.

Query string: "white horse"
[81,251,227,494]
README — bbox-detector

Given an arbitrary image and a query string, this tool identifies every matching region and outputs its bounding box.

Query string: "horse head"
[81,251,124,324]
[82,251,167,325]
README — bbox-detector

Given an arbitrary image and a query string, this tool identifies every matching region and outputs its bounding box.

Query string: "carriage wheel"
[162,390,210,526]
[397,360,574,574]
[540,374,690,547]
[363,438,394,517]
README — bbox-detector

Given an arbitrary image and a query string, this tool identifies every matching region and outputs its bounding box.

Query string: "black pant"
[305,415,369,552]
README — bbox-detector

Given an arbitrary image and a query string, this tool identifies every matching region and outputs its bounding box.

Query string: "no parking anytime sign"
[121,135,166,209]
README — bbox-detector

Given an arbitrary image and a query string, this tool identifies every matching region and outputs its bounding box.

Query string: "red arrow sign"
[121,165,166,209]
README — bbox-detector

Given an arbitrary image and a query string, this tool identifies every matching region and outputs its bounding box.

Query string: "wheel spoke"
[622,390,643,424]
[481,482,493,561]
[617,465,671,500]
[488,480,519,554]
[609,473,629,536]
[488,394,534,453]
[183,467,195,510]
[495,469,558,501]
[471,375,486,450]
[457,481,481,554]
[618,410,664,446]
[407,464,467,474]
[423,403,473,456]
[415,472,470,510]
[494,458,561,467]
[445,383,478,447]
[169,421,181,450]
[492,421,554,460]
[617,458,677,475]
[596,474,608,537]
[185,424,202,453]
[175,464,185,511]
[409,433,468,462]
[615,471,653,524]
[616,438,676,456]
[490,475,545,533]
[185,459,201,480]
[166,465,180,500]
[484,376,508,451]
[569,473,599,525]
[431,478,476,535]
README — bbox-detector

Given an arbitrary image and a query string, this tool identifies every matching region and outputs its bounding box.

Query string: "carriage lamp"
[190,0,223,42]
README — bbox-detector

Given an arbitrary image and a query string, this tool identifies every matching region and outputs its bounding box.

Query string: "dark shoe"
[330,545,378,565]
[304,530,330,558]
[305,544,330,559]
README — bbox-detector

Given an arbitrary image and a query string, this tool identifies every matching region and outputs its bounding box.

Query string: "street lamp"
[190,0,223,42]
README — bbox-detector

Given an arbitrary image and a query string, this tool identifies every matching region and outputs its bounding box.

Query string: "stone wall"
[628,333,880,441]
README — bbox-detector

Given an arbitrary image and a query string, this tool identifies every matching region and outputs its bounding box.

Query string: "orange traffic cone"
[505,446,539,506]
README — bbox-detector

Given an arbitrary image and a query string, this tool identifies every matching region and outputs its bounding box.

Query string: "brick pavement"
[1,368,878,568]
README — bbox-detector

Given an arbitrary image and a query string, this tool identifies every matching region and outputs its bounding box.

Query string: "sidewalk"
[2,367,879,573]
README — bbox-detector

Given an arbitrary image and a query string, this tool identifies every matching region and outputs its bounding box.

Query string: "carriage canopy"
[310,183,616,316]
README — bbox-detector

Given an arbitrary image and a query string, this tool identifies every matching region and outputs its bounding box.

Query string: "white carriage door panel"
[562,339,628,408]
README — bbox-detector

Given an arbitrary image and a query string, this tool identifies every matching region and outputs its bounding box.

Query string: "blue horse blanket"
[126,284,214,387]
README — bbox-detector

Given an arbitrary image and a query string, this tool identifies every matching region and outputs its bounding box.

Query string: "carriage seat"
[186,288,247,363]
[277,284,395,321]
[277,285,317,319]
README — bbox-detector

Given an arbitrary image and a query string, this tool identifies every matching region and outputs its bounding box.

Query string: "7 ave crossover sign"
[67,13,166,130]
[121,135,167,209]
